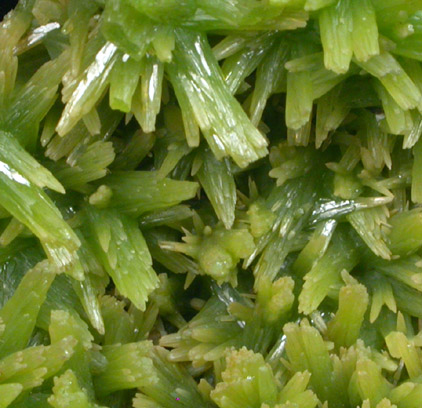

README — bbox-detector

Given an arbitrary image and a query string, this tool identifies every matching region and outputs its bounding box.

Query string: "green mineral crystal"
[3,0,422,407]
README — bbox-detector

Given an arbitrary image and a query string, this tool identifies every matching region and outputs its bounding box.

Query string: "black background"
[1,0,19,20]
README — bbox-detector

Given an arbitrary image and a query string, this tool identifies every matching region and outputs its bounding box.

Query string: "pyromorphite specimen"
[4,1,422,407]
